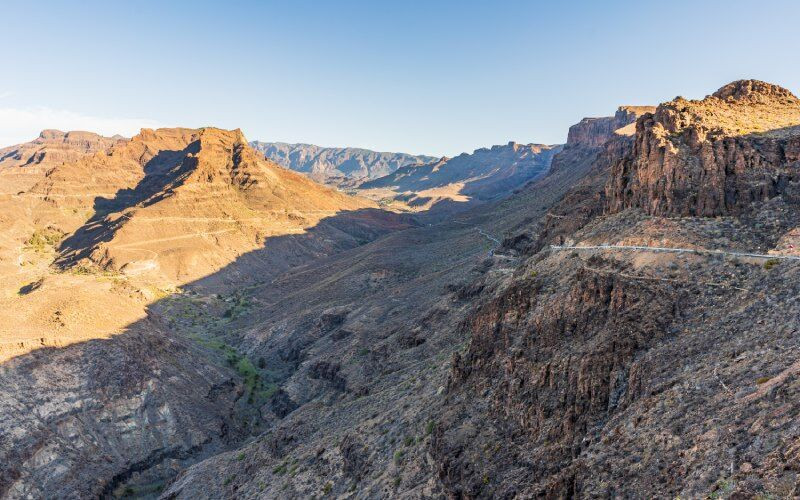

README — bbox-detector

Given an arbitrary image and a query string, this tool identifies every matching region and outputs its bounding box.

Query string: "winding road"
[550,244,800,261]
[453,220,502,256]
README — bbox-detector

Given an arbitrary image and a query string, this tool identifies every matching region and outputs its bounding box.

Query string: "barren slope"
[0,128,410,362]
[0,127,416,498]
[51,127,406,286]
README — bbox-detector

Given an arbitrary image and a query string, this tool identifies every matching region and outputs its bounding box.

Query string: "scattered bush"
[425,420,435,435]
[25,227,64,253]
[763,258,780,270]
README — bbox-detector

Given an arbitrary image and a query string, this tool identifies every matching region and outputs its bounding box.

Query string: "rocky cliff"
[547,105,654,177]
[565,106,656,148]
[607,80,800,216]
[432,81,800,498]
[250,141,435,187]
[0,129,123,193]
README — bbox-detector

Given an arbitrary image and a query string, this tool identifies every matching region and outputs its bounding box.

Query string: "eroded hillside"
[1,80,798,500]
[160,82,799,499]
[0,128,412,498]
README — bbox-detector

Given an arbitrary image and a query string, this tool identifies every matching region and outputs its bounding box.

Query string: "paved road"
[550,244,800,261]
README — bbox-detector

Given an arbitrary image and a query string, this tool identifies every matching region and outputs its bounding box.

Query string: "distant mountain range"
[356,141,563,216]
[249,141,436,187]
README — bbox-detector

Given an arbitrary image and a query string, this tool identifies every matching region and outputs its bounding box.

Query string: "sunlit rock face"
[607,80,800,217]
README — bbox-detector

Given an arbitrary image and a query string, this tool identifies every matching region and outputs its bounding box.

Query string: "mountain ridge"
[250,140,436,187]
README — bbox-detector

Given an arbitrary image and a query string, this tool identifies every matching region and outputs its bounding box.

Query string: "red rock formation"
[565,106,655,149]
[0,129,123,193]
[548,106,653,178]
[607,80,800,216]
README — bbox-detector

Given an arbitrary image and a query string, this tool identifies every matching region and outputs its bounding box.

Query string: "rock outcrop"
[607,80,800,216]
[0,320,248,499]
[566,106,656,149]
[547,106,653,177]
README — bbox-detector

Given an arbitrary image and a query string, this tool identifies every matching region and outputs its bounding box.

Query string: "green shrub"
[425,420,435,435]
[25,227,64,252]
[764,258,780,270]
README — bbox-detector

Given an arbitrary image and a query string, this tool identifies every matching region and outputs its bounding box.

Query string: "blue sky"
[2,0,799,156]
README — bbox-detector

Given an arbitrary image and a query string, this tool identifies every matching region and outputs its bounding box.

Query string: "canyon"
[0,80,798,499]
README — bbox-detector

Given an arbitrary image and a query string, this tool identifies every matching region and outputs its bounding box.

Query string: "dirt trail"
[112,229,236,248]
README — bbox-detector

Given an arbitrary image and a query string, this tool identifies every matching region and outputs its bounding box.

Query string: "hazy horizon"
[3,0,799,156]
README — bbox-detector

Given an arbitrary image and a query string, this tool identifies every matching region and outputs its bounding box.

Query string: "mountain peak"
[251,141,436,187]
[655,80,800,139]
[712,79,798,102]
[38,129,66,139]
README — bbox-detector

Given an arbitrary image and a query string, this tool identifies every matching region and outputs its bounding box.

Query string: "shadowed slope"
[49,127,406,285]
[0,127,412,363]
[357,141,563,216]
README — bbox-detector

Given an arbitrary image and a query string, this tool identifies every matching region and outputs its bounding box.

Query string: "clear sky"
[2,0,799,156]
